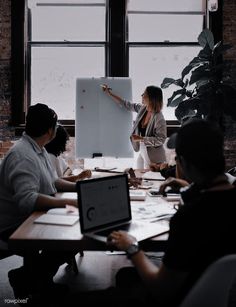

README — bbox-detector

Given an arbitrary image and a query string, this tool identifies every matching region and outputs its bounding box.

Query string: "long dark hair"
[45,124,69,157]
[146,86,163,113]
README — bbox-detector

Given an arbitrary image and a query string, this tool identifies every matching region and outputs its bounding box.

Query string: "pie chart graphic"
[86,207,96,221]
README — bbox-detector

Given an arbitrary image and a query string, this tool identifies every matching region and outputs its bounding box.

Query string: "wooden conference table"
[9,170,175,253]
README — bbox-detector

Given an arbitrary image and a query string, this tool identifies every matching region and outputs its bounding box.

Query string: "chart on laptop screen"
[80,177,130,230]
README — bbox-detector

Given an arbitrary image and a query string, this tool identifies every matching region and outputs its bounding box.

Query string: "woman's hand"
[101,84,111,94]
[77,169,92,181]
[128,177,142,188]
[149,162,168,172]
[107,230,137,251]
[131,134,144,142]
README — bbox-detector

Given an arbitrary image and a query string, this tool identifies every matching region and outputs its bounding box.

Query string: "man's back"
[162,185,236,304]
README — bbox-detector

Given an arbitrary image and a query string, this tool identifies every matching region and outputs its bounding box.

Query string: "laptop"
[76,174,169,243]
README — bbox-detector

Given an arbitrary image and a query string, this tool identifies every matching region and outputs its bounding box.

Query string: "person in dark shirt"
[102,119,236,307]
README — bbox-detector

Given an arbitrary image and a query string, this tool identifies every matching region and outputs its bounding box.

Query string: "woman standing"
[102,85,167,168]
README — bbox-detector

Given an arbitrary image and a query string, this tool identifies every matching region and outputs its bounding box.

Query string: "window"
[13,0,208,124]
[28,0,106,119]
[127,0,205,120]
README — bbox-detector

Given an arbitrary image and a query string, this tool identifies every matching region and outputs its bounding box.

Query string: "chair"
[179,254,236,307]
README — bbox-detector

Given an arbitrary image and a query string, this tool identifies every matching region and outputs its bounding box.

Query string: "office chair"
[179,254,236,307]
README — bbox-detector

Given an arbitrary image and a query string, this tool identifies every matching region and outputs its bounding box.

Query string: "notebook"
[34,214,79,226]
[76,174,169,243]
[34,205,79,226]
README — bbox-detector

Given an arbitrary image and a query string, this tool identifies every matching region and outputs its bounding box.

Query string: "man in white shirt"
[0,103,78,304]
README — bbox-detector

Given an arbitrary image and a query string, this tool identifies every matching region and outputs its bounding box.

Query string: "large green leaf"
[189,65,210,85]
[196,82,214,96]
[196,78,210,88]
[198,29,214,50]
[174,99,198,122]
[167,89,186,107]
[161,77,176,89]
[181,63,198,80]
[162,28,236,124]
[175,79,185,87]
[198,44,212,60]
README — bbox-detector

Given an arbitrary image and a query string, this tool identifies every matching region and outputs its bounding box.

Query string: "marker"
[101,84,112,91]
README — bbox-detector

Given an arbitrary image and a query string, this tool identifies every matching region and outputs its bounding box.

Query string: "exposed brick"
[0,0,12,141]
[223,1,236,168]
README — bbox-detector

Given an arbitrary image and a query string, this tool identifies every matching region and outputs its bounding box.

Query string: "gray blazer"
[120,100,167,163]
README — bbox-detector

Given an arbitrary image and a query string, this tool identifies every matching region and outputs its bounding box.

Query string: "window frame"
[11,0,222,136]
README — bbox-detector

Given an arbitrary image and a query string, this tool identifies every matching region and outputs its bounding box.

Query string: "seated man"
[104,119,236,307]
[0,103,79,303]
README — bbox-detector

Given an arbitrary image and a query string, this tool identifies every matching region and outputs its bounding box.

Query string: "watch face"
[127,242,139,257]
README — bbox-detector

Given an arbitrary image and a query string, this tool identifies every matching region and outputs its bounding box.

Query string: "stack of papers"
[131,201,176,222]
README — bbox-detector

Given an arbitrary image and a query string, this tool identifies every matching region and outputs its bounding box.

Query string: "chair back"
[179,255,236,307]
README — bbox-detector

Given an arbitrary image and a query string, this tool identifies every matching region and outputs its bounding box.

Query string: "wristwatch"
[126,241,140,259]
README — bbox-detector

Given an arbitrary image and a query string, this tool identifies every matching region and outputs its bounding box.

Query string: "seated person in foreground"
[158,132,236,194]
[103,119,236,307]
[45,124,91,182]
[0,103,80,304]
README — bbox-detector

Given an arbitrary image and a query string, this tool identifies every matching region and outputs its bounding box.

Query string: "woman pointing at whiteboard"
[102,84,167,169]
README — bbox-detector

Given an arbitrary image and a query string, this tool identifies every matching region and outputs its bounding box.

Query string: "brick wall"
[0,0,14,141]
[223,0,236,170]
[0,140,14,159]
[223,0,236,88]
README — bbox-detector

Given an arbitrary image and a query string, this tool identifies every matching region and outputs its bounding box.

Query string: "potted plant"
[161,29,236,127]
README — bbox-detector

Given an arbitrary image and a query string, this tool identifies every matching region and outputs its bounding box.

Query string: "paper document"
[47,206,78,216]
[142,171,165,181]
[131,201,176,222]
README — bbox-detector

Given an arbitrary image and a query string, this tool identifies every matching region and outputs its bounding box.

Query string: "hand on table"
[77,169,92,181]
[159,177,189,195]
[107,230,137,251]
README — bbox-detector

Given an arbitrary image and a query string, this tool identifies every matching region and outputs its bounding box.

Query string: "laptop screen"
[76,174,131,233]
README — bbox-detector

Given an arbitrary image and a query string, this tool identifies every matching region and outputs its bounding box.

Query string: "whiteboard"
[75,77,134,158]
